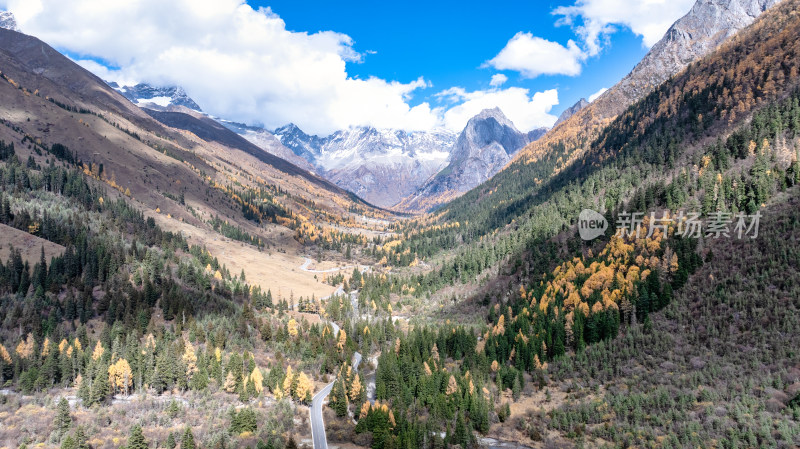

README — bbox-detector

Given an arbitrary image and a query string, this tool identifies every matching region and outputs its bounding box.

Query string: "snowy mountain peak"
[108,82,203,111]
[473,107,509,122]
[0,11,18,31]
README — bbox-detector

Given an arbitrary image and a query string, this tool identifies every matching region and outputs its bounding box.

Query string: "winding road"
[310,352,362,449]
[299,255,374,449]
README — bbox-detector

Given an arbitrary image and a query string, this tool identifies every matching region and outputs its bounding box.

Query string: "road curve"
[310,352,362,449]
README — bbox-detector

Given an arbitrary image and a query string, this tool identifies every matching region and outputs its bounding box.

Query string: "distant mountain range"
[108,79,540,209]
[272,113,548,209]
[272,124,457,208]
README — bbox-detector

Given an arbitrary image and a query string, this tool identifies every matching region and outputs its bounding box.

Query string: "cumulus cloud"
[553,0,696,55]
[485,32,585,78]
[489,73,508,87]
[3,0,441,135]
[588,87,608,102]
[437,86,559,132]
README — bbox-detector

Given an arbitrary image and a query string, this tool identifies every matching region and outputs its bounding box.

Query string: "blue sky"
[262,0,649,116]
[2,0,696,135]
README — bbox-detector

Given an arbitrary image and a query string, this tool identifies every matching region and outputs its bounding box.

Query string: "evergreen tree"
[453,412,471,448]
[74,426,89,449]
[165,432,176,449]
[90,366,110,405]
[55,397,72,436]
[127,424,149,449]
[180,427,196,449]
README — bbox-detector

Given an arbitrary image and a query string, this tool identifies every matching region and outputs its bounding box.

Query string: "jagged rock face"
[447,107,528,181]
[593,0,781,116]
[399,107,540,211]
[274,124,326,162]
[110,82,203,111]
[0,11,18,31]
[554,98,589,127]
[221,122,315,172]
[274,125,457,208]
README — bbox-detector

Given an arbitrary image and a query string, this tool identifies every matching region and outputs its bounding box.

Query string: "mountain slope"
[142,109,335,190]
[408,0,784,223]
[396,107,534,212]
[594,0,782,117]
[514,0,782,171]
[0,27,389,300]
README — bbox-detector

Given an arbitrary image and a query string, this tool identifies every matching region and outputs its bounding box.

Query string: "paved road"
[310,352,362,449]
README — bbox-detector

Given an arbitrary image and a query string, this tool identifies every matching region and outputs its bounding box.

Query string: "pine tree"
[180,427,196,449]
[512,375,521,401]
[127,424,149,449]
[90,365,110,405]
[60,435,76,449]
[454,412,471,448]
[165,432,176,449]
[55,397,72,436]
[74,426,89,449]
[331,377,348,417]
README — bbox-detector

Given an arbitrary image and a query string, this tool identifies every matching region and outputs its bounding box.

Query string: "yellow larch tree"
[445,375,458,395]
[295,371,313,402]
[183,340,198,381]
[15,333,34,359]
[0,344,11,363]
[336,329,347,352]
[287,319,299,338]
[349,373,362,402]
[250,367,264,394]
[92,340,104,361]
[41,337,50,357]
[108,358,133,395]
[283,365,295,395]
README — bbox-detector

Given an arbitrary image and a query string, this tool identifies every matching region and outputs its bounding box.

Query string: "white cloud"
[74,60,138,87]
[3,0,440,135]
[553,0,696,55]
[588,87,608,102]
[489,73,508,87]
[437,86,559,132]
[486,32,585,78]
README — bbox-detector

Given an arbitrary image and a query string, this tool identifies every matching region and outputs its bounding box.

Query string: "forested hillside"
[1,0,799,448]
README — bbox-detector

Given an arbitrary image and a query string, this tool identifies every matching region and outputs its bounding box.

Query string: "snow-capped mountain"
[221,121,315,172]
[273,125,457,208]
[397,107,540,212]
[274,124,326,162]
[108,82,203,111]
[0,11,18,31]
